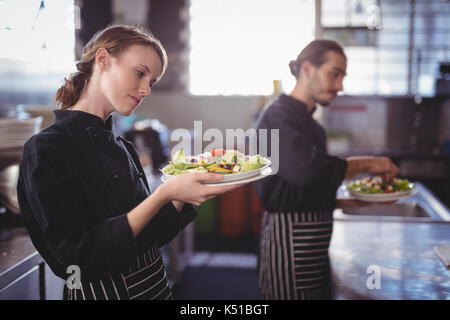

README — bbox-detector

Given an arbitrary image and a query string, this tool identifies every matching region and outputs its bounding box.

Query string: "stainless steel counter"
[330,220,450,299]
[330,182,450,299]
[0,227,65,299]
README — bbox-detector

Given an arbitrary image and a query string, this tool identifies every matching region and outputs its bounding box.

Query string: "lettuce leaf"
[172,149,186,164]
[240,155,263,172]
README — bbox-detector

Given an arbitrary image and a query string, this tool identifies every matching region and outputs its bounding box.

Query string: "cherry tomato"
[211,149,225,157]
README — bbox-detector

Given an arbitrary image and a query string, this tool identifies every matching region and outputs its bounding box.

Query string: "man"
[254,39,398,300]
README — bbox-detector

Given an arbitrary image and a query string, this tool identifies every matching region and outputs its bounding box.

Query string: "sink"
[334,181,450,223]
[333,202,445,223]
[344,203,429,218]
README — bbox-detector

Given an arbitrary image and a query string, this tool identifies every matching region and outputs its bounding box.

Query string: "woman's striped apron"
[258,211,333,300]
[64,243,172,300]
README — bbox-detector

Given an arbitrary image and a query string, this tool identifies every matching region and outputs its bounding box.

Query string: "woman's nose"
[139,83,151,97]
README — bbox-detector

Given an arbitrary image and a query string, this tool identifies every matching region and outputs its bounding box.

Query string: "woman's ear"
[95,48,111,71]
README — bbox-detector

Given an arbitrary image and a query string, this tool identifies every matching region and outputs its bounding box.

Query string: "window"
[188,0,315,95]
[322,0,450,96]
[0,0,76,73]
[0,0,76,104]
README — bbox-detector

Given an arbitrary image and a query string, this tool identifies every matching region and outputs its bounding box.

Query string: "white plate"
[161,167,272,187]
[162,158,271,183]
[348,185,417,202]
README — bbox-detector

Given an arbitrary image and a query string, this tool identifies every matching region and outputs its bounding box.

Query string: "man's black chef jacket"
[254,94,348,213]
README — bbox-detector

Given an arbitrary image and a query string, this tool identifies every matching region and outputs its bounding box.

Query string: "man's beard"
[313,93,333,107]
[317,98,331,106]
[309,76,334,107]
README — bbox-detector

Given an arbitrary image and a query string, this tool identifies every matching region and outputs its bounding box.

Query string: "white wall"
[137,91,267,132]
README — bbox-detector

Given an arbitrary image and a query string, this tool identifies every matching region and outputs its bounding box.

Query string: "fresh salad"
[347,176,413,194]
[161,149,268,175]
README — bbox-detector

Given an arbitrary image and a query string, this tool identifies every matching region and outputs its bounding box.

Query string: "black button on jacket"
[17,110,197,281]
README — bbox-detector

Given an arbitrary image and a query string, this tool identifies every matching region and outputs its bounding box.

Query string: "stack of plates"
[0,116,42,159]
[0,163,20,214]
[24,105,55,130]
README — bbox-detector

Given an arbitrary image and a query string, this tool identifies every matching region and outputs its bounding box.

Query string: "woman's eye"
[137,70,145,78]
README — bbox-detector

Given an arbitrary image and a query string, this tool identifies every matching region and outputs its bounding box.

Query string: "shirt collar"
[53,109,113,131]
[278,94,317,117]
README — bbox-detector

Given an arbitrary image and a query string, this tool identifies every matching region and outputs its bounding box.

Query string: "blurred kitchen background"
[0,0,449,300]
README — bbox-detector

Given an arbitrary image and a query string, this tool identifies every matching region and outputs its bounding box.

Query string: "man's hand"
[345,156,399,180]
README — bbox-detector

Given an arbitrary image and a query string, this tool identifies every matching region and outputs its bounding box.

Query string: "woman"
[17,24,238,300]
[254,40,398,300]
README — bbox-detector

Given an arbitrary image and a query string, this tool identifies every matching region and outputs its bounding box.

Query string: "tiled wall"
[322,96,388,152]
[323,95,450,154]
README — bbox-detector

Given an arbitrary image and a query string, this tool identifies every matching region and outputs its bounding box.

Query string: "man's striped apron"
[258,211,333,300]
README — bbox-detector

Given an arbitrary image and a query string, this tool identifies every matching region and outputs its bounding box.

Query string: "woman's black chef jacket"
[254,94,348,213]
[17,110,197,282]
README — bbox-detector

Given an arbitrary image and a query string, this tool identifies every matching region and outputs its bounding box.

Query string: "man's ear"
[95,48,111,71]
[300,60,314,79]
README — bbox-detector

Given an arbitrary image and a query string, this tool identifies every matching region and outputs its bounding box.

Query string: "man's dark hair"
[289,39,346,78]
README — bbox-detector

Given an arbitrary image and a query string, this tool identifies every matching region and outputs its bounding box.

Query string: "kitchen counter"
[330,219,450,300]
[0,223,191,299]
[0,218,65,300]
[330,182,450,300]
[0,227,49,299]
[0,227,40,281]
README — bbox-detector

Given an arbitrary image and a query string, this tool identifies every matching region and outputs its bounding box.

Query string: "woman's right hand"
[158,172,242,206]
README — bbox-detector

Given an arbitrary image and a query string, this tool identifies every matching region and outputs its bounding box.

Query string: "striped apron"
[64,243,173,300]
[258,211,333,300]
